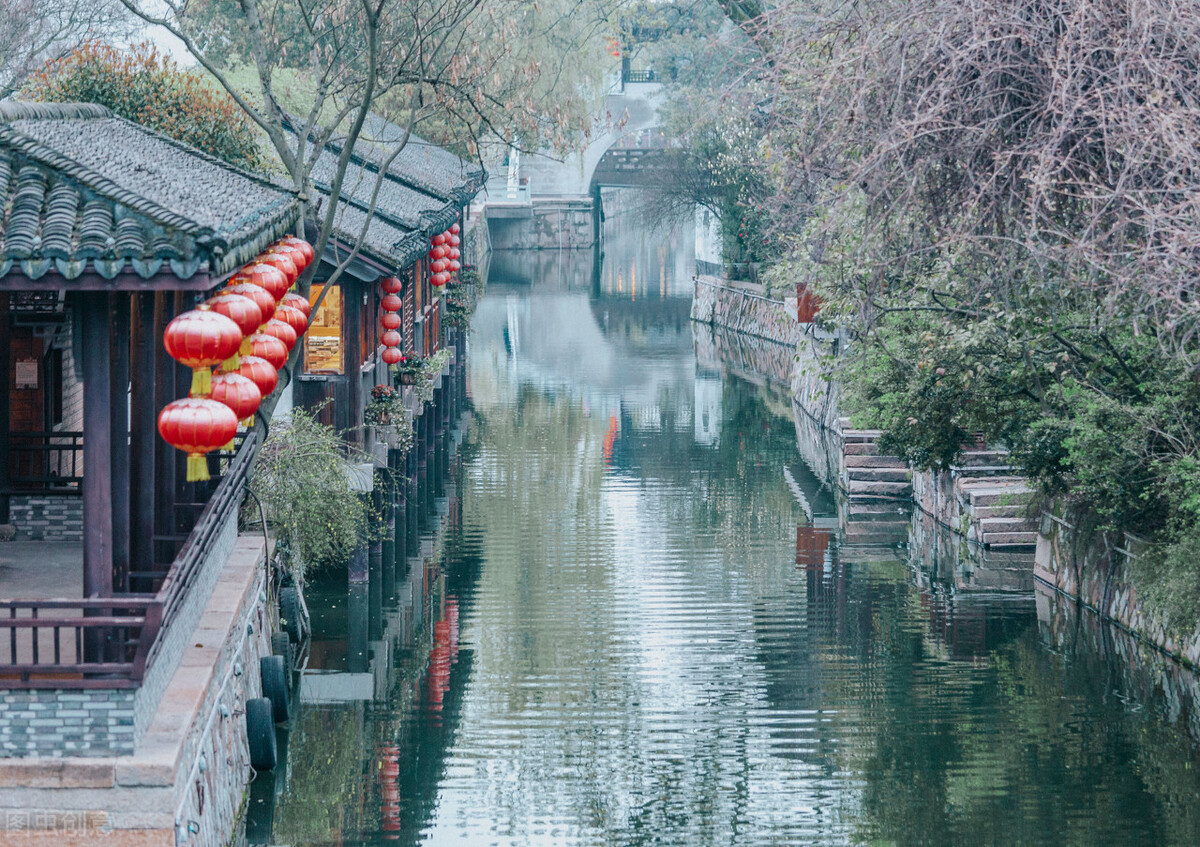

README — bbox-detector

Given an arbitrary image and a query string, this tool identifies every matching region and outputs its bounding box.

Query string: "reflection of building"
[694,371,722,446]
[695,205,722,276]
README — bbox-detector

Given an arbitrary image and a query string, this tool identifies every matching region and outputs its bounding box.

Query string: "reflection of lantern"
[275,303,308,337]
[157,397,238,482]
[210,372,262,448]
[277,236,315,269]
[381,329,401,348]
[247,332,288,369]
[381,276,402,295]
[260,318,298,354]
[381,312,401,330]
[258,251,298,286]
[164,309,242,397]
[239,355,278,397]
[382,347,402,365]
[381,293,402,312]
[282,291,312,319]
[232,263,288,302]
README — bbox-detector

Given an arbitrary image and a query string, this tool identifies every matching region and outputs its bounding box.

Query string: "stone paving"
[0,542,82,599]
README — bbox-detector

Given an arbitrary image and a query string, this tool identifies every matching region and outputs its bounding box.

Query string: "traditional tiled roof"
[0,102,300,282]
[290,115,484,271]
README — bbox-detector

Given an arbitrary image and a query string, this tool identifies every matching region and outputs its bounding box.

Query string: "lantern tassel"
[219,353,241,374]
[186,453,211,482]
[190,368,213,397]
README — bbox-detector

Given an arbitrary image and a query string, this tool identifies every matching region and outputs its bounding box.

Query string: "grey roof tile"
[0,101,300,281]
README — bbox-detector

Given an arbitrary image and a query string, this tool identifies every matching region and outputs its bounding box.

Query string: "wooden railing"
[0,598,162,689]
[6,431,83,491]
[0,429,262,687]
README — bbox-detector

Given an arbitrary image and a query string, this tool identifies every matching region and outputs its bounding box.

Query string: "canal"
[263,204,1200,845]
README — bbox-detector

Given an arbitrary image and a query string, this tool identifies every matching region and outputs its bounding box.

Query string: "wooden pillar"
[345,281,363,448]
[129,293,157,578]
[80,292,113,599]
[110,294,131,592]
[153,292,176,558]
[0,294,10,525]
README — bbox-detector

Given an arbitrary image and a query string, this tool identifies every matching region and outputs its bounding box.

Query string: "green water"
[266,209,1200,846]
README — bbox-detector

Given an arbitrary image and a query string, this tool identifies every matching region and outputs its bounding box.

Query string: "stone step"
[979,517,1038,533]
[954,450,1013,467]
[848,501,910,516]
[844,443,880,456]
[845,524,910,543]
[981,531,1039,546]
[958,475,1028,489]
[848,480,913,498]
[842,429,882,443]
[972,504,1027,520]
[846,467,911,483]
[845,454,907,469]
[952,465,1020,477]
[969,485,1034,507]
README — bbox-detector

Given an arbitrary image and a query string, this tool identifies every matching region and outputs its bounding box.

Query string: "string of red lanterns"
[427,219,462,288]
[158,236,315,481]
[379,276,404,365]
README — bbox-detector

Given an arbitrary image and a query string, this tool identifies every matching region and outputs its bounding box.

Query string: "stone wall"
[0,690,135,757]
[1036,511,1200,668]
[0,535,274,845]
[6,495,83,541]
[691,276,803,346]
[488,198,594,250]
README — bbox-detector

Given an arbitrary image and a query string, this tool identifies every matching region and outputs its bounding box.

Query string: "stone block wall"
[7,495,83,541]
[1036,511,1200,668]
[0,690,135,757]
[489,198,594,250]
[691,276,804,346]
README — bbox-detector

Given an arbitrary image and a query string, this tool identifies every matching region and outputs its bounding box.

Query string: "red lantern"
[258,251,298,286]
[381,347,403,365]
[381,276,402,295]
[247,332,288,370]
[277,236,315,269]
[282,291,312,319]
[239,355,278,397]
[381,293,402,312]
[433,233,446,246]
[210,371,262,449]
[269,242,308,275]
[432,272,449,287]
[449,260,461,272]
[205,293,263,373]
[381,312,401,330]
[225,283,276,324]
[449,234,461,248]
[157,397,238,482]
[232,263,288,302]
[381,329,402,348]
[449,222,460,235]
[430,260,447,274]
[449,247,461,260]
[261,318,298,353]
[430,245,447,261]
[275,303,308,337]
[164,308,242,397]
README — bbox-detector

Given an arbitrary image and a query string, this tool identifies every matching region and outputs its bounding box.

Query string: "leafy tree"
[23,41,266,171]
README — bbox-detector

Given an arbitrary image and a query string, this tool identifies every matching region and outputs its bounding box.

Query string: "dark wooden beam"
[153,292,176,561]
[130,293,156,579]
[110,293,132,592]
[80,292,113,599]
[0,294,10,524]
[345,280,363,448]
[0,270,220,292]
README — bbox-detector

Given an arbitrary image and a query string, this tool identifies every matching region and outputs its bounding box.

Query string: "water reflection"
[269,203,1200,846]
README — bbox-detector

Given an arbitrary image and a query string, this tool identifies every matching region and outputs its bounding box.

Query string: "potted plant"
[393,355,425,385]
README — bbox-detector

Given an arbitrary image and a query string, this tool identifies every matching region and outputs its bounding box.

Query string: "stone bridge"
[485,80,673,250]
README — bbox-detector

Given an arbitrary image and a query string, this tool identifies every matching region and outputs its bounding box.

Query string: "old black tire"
[271,632,294,675]
[260,655,290,723]
[279,586,303,643]
[246,697,277,770]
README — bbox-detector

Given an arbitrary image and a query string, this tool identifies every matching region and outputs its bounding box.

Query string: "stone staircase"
[952,453,1037,548]
[840,426,913,500]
